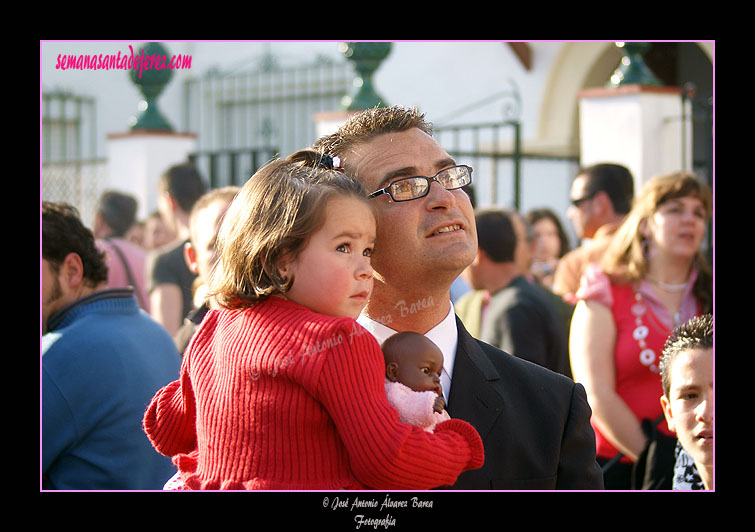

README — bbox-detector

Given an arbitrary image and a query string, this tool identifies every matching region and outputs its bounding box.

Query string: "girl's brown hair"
[208,149,375,309]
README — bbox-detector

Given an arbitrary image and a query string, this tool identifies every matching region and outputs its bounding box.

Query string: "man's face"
[189,199,232,283]
[566,174,598,240]
[157,188,178,235]
[41,259,66,334]
[343,128,477,290]
[661,348,714,475]
[145,214,174,250]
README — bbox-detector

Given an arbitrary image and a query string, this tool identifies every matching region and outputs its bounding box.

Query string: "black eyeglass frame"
[368,165,473,202]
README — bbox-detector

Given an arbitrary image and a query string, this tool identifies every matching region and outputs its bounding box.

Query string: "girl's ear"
[276,250,292,279]
[385,362,399,382]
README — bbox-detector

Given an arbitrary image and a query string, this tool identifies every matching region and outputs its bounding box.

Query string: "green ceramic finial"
[340,42,392,110]
[608,42,662,88]
[129,42,174,131]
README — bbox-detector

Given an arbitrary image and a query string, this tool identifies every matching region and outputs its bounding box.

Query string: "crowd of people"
[41,105,713,492]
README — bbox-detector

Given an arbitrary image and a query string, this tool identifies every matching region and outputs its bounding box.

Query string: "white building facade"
[40,41,713,244]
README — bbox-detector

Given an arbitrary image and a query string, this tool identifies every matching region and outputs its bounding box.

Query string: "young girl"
[382,332,451,433]
[143,149,484,490]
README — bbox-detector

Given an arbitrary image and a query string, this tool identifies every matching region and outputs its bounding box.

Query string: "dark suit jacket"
[445,317,604,490]
[480,276,572,379]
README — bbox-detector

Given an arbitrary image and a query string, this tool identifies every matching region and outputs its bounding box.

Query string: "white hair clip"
[318,153,343,170]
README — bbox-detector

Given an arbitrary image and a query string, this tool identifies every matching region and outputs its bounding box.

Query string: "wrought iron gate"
[183,58,354,188]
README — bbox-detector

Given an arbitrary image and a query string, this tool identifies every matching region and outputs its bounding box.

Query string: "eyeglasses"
[368,165,473,202]
[570,193,596,208]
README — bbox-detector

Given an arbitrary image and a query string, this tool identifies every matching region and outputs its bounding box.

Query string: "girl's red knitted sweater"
[144,296,484,490]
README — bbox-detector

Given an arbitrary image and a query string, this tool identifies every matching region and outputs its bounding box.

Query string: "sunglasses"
[571,193,596,208]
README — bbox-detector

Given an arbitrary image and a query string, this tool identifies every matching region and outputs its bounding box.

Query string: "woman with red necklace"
[569,171,712,490]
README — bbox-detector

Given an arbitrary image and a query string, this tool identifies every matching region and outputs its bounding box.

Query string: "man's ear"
[184,241,199,274]
[592,190,611,217]
[60,252,85,293]
[660,395,677,434]
[385,361,400,382]
[163,190,178,210]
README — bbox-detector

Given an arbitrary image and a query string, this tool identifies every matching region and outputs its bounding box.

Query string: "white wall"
[39,41,589,238]
[41,41,564,157]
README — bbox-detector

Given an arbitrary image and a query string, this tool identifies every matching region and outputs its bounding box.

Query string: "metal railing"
[435,121,579,213]
[42,90,98,163]
[42,90,104,223]
[41,159,108,225]
[681,84,713,188]
[188,147,279,189]
[183,59,353,163]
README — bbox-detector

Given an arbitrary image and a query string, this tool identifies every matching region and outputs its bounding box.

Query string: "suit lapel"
[447,317,505,439]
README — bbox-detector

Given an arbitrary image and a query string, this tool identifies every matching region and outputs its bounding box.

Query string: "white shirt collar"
[357,303,458,400]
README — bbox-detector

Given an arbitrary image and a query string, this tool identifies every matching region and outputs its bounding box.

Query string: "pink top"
[96,238,150,312]
[576,263,699,331]
[576,265,701,461]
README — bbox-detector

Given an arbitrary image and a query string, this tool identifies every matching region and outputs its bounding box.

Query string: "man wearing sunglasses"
[552,163,634,304]
[314,106,603,490]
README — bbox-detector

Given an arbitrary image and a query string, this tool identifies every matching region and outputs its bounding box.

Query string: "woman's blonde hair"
[208,149,374,309]
[601,171,713,311]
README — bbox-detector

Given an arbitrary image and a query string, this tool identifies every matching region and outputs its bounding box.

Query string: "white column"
[577,85,692,193]
[105,131,197,220]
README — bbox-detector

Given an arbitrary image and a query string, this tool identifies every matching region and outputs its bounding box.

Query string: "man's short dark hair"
[97,190,138,237]
[578,163,635,215]
[475,208,516,263]
[159,163,207,213]
[660,313,714,397]
[313,105,433,160]
[42,202,108,285]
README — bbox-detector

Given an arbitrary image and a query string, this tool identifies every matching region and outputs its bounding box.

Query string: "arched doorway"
[537,41,713,183]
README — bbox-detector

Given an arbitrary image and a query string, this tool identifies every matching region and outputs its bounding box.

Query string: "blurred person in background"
[93,190,150,311]
[173,186,239,355]
[553,163,634,304]
[526,207,571,290]
[124,219,146,248]
[42,202,180,490]
[147,162,206,335]
[143,211,176,251]
[569,171,712,489]
[457,208,570,378]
